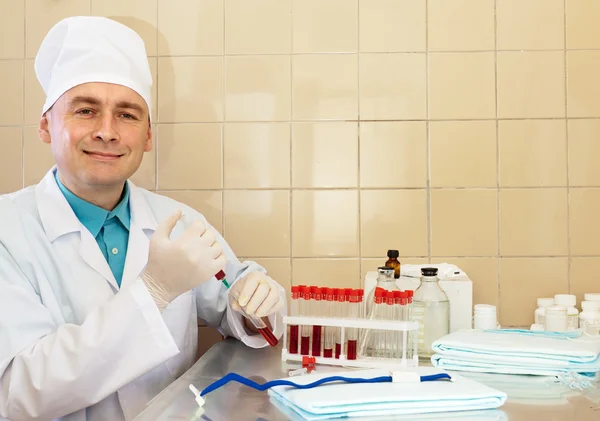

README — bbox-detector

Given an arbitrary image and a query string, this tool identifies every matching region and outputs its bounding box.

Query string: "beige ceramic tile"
[158,190,223,233]
[431,190,498,257]
[158,0,223,56]
[360,122,427,188]
[566,0,600,49]
[130,145,156,191]
[361,258,430,284]
[430,121,497,188]
[497,0,564,50]
[23,126,54,187]
[249,258,291,289]
[292,0,358,53]
[567,51,600,118]
[569,188,600,256]
[225,0,290,54]
[500,189,568,256]
[359,0,425,52]
[158,57,223,123]
[25,0,90,58]
[498,120,567,187]
[292,122,358,188]
[293,259,361,290]
[0,0,24,58]
[497,52,565,119]
[0,60,23,125]
[361,190,428,257]
[359,53,426,120]
[568,120,600,186]
[292,190,359,257]
[224,123,290,188]
[292,54,358,120]
[24,59,45,125]
[428,53,495,119]
[156,124,222,189]
[225,55,290,121]
[91,0,158,56]
[570,257,600,305]
[428,0,494,51]
[223,190,290,257]
[0,127,23,193]
[431,257,499,308]
[499,258,568,326]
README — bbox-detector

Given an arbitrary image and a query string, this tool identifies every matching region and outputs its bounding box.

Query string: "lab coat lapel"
[120,180,157,288]
[79,228,119,290]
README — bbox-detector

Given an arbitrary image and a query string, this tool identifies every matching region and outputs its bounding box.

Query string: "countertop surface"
[133,338,600,421]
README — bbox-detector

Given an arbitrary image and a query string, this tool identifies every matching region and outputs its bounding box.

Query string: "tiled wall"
[1,0,600,327]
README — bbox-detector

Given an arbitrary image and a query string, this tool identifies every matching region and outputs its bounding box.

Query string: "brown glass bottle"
[385,250,400,279]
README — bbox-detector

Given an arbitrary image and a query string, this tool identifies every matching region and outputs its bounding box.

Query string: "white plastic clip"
[289,367,308,377]
[189,384,205,407]
[391,371,421,383]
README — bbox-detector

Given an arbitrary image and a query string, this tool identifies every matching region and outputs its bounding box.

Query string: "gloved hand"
[141,209,226,311]
[229,271,285,318]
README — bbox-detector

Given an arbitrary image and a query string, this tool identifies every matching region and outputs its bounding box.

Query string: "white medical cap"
[34,16,152,119]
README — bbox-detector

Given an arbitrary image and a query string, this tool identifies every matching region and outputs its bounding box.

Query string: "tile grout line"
[425,0,432,263]
[289,0,294,285]
[221,0,226,236]
[356,0,362,286]
[22,0,26,189]
[155,0,159,192]
[564,0,571,293]
[494,0,502,317]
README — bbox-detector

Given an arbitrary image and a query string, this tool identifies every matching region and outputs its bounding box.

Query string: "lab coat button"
[112,248,119,255]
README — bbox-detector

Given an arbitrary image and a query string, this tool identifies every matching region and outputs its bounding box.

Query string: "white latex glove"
[229,271,284,318]
[141,209,226,311]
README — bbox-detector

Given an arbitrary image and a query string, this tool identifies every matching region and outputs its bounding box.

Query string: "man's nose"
[93,114,120,142]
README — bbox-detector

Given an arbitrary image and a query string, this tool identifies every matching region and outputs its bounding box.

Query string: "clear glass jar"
[412,267,449,359]
[365,266,400,318]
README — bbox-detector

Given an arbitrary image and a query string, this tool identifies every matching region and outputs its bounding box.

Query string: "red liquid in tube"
[335,343,341,359]
[323,348,333,358]
[301,336,310,355]
[289,325,299,354]
[347,339,357,360]
[312,326,322,356]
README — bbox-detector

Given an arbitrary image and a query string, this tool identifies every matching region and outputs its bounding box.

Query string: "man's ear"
[39,113,51,144]
[144,121,152,152]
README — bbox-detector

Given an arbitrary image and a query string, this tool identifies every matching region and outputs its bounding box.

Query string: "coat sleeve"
[0,243,180,421]
[191,217,287,349]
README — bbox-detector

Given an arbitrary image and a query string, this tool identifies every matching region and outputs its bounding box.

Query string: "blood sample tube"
[335,289,347,359]
[347,289,360,360]
[311,287,323,356]
[300,286,312,355]
[289,286,300,354]
[323,288,335,358]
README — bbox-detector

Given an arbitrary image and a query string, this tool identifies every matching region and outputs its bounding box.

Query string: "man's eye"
[121,113,138,120]
[77,109,93,115]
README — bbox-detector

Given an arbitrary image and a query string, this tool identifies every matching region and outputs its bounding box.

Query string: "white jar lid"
[546,305,568,315]
[474,304,496,314]
[582,301,600,312]
[584,293,600,302]
[554,294,576,307]
[537,297,555,307]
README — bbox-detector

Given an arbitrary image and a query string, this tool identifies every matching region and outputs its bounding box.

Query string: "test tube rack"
[281,315,420,369]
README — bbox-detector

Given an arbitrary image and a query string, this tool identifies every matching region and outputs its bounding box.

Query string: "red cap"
[374,289,385,298]
[400,291,409,299]
[291,286,300,293]
[358,289,364,296]
[301,286,312,298]
[332,288,340,295]
[345,288,353,296]
[393,290,402,298]
[407,290,414,298]
[386,290,395,299]
[310,286,319,293]
[325,287,335,295]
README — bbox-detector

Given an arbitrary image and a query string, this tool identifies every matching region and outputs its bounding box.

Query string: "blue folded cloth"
[431,330,600,376]
[268,367,507,420]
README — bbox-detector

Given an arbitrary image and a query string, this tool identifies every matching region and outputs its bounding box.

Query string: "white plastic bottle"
[473,304,497,330]
[584,293,600,302]
[534,298,555,326]
[579,301,600,333]
[554,294,579,331]
[413,267,449,359]
[545,305,568,332]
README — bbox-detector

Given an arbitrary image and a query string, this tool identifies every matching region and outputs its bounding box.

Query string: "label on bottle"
[412,305,425,346]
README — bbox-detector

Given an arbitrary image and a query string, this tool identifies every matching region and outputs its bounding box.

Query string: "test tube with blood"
[214,270,278,346]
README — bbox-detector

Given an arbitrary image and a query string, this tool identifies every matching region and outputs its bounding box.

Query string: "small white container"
[473,304,497,330]
[584,293,600,302]
[534,298,555,326]
[580,301,600,334]
[545,305,568,332]
[554,294,579,331]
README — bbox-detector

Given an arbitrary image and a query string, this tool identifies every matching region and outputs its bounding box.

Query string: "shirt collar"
[54,170,131,237]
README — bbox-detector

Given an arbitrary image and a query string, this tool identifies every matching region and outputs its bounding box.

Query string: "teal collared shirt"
[55,172,131,286]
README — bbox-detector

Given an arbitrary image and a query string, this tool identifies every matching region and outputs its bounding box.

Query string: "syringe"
[214,270,279,347]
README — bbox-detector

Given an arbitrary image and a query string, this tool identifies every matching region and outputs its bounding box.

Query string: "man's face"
[39,82,152,191]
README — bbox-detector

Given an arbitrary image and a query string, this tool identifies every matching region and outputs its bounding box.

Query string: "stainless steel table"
[133,338,600,421]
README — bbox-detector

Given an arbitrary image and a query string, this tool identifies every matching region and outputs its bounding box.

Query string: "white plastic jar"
[545,305,568,332]
[584,293,600,302]
[554,294,579,331]
[534,298,555,326]
[473,304,497,330]
[579,301,600,334]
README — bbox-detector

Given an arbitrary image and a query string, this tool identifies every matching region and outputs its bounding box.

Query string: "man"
[0,16,286,421]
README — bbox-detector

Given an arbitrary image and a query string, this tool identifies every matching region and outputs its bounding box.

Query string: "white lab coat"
[0,168,286,421]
